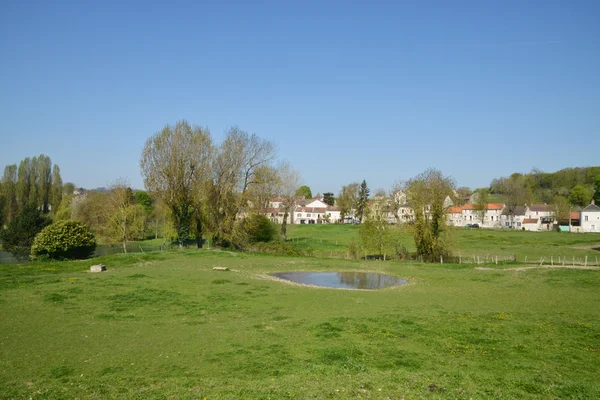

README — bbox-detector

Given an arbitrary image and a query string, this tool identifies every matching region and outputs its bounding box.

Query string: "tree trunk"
[195,210,203,248]
[122,240,127,253]
[280,209,288,241]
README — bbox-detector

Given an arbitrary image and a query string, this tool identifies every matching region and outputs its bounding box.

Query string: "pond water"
[270,271,406,290]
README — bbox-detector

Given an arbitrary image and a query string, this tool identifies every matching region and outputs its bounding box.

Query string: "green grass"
[1,250,599,398]
[286,224,600,262]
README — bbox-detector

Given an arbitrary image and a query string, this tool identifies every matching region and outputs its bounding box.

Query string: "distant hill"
[488,166,600,205]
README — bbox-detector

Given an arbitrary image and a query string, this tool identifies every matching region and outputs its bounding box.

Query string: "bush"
[231,214,276,248]
[0,204,51,260]
[31,220,96,260]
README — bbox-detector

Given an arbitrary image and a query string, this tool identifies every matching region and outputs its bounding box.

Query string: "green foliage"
[31,220,96,260]
[359,213,390,256]
[356,180,370,222]
[295,185,312,199]
[593,175,600,204]
[134,190,153,214]
[569,185,592,207]
[490,166,600,204]
[0,204,51,260]
[407,169,454,261]
[322,192,335,206]
[244,214,276,243]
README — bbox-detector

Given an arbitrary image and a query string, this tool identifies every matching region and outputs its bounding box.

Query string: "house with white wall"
[500,206,527,229]
[447,206,463,226]
[581,201,600,232]
[524,204,555,231]
[460,204,504,228]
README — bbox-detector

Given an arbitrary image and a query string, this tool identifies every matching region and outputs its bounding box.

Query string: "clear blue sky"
[1,0,599,194]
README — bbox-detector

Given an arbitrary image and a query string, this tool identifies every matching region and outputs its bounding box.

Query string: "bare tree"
[140,120,212,246]
[205,127,277,246]
[276,162,302,241]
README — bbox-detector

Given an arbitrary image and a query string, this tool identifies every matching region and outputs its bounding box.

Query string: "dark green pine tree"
[356,180,370,223]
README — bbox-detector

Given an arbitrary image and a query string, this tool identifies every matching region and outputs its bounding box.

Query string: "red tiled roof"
[523,218,539,224]
[569,211,581,220]
[529,204,553,212]
[447,206,462,214]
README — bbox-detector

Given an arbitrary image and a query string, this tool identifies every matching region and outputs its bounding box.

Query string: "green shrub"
[31,220,96,260]
[231,214,276,248]
[0,204,51,260]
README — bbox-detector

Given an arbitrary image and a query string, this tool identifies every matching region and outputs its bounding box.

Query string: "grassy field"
[285,224,600,263]
[1,249,599,399]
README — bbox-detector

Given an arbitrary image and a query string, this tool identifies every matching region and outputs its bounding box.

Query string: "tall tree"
[28,156,39,208]
[405,168,455,261]
[36,154,53,213]
[50,164,63,214]
[337,183,359,223]
[204,126,277,246]
[360,205,391,257]
[295,185,312,199]
[322,192,335,206]
[356,180,370,223]
[107,180,146,253]
[16,158,31,209]
[277,163,302,241]
[141,120,213,246]
[1,165,18,224]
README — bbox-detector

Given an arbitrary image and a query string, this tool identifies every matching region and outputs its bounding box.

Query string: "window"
[517,222,521,227]
[296,213,301,218]
[585,216,588,221]
[307,213,311,217]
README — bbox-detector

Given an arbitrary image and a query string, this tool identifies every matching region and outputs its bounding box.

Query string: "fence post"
[585,256,587,267]
[539,257,544,266]
[440,255,443,264]
[573,256,575,266]
[551,256,553,266]
[477,256,480,264]
[459,254,462,264]
[384,253,386,261]
[495,255,498,265]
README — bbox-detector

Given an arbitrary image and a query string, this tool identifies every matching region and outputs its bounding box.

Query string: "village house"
[500,206,527,229]
[580,201,600,232]
[460,203,504,228]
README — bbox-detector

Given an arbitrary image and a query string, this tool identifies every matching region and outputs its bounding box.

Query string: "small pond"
[270,272,406,290]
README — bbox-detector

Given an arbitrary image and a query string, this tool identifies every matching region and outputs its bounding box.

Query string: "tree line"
[0,154,63,227]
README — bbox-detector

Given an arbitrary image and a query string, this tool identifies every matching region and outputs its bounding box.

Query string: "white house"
[460,204,504,228]
[447,206,463,226]
[501,206,527,229]
[581,201,600,232]
[522,218,541,231]
[525,204,555,231]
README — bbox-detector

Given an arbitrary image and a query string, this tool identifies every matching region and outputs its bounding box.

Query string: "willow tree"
[205,126,277,246]
[405,168,455,261]
[140,120,212,246]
